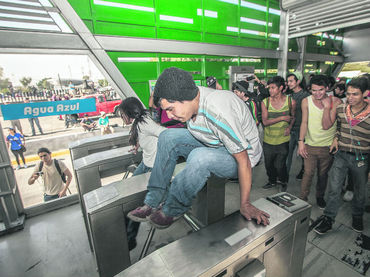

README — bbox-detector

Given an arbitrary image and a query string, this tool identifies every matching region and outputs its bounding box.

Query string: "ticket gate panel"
[85,173,150,214]
[72,146,141,171]
[263,231,294,277]
[69,131,130,160]
[190,175,225,226]
[73,146,142,252]
[116,198,295,277]
[88,205,130,277]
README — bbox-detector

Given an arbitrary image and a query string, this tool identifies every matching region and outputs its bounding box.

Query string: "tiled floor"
[0,155,369,277]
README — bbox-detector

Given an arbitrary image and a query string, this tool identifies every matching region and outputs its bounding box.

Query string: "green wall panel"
[203,0,239,35]
[68,0,92,20]
[203,33,239,45]
[240,37,265,48]
[68,0,283,49]
[130,82,151,107]
[94,21,156,38]
[157,28,202,42]
[155,0,202,31]
[83,19,94,33]
[204,56,238,79]
[107,52,159,82]
[158,54,203,80]
[91,0,155,26]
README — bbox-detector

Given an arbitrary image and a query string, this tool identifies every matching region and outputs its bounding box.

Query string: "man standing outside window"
[298,75,342,208]
[286,72,309,180]
[28,147,72,202]
[128,67,270,228]
[314,78,370,234]
[24,98,43,136]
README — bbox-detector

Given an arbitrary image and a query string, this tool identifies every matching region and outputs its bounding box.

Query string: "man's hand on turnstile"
[240,202,270,226]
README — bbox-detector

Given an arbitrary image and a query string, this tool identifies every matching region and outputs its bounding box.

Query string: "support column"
[296,37,307,74]
[278,10,289,78]
[0,122,25,235]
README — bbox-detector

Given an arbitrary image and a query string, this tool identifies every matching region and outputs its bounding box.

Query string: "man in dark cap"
[128,67,269,228]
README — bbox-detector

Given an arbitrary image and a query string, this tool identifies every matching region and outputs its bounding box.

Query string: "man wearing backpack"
[28,147,73,202]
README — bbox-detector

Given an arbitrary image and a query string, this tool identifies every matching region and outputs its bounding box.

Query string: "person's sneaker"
[127,205,152,222]
[277,181,287,192]
[15,165,21,170]
[23,164,28,169]
[343,190,354,202]
[148,209,181,229]
[314,216,333,235]
[262,182,276,189]
[352,216,363,233]
[296,169,304,180]
[316,197,326,209]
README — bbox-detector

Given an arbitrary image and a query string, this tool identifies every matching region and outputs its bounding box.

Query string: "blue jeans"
[324,151,369,220]
[44,194,59,202]
[126,161,152,243]
[144,128,239,217]
[132,161,152,177]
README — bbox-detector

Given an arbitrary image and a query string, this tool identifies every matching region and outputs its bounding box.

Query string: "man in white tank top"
[298,75,341,209]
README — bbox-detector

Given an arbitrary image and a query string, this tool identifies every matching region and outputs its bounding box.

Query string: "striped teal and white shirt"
[187,86,262,167]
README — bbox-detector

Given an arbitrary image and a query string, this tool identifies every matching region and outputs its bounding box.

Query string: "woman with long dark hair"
[118,97,165,250]
[119,97,166,175]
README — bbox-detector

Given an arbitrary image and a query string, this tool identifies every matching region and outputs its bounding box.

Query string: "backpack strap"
[54,159,66,183]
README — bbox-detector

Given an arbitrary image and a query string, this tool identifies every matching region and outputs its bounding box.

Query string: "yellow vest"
[305,96,336,146]
[263,96,290,145]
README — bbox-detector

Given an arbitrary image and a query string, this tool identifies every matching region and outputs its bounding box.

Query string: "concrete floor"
[0,154,369,277]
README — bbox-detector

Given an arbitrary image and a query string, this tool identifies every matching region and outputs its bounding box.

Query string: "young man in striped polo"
[128,67,270,229]
[314,78,370,234]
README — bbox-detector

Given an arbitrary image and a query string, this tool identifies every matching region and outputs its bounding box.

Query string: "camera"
[246,75,255,81]
[36,171,43,176]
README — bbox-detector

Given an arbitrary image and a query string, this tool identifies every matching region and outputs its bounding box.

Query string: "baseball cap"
[153,67,198,106]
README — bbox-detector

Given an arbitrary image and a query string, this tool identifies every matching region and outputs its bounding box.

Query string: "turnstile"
[73,146,142,250]
[116,193,311,277]
[69,131,130,160]
[83,170,227,277]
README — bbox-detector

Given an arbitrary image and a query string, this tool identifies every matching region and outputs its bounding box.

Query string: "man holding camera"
[28,147,72,202]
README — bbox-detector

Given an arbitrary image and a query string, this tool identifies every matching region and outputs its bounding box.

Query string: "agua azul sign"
[0,98,96,120]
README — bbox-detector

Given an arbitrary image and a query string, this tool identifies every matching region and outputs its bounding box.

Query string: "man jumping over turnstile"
[128,67,270,229]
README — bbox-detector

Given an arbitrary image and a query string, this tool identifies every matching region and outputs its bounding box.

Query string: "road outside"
[1,113,125,208]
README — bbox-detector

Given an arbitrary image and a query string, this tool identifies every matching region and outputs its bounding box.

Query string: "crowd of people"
[223,72,369,235]
[5,67,369,251]
[115,67,369,252]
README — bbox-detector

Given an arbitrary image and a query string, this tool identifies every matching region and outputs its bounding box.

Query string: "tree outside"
[98,79,109,87]
[19,76,32,92]
[0,66,11,94]
[36,77,54,90]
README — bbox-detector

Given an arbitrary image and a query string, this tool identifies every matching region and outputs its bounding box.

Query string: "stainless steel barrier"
[69,131,130,160]
[83,169,227,277]
[72,146,142,250]
[116,193,311,277]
